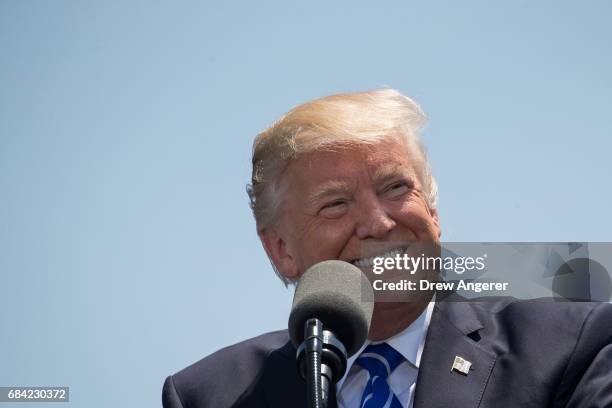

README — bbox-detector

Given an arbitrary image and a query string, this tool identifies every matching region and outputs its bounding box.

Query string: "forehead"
[283,140,417,187]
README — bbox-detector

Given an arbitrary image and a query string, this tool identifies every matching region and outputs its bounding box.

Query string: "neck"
[367,292,433,341]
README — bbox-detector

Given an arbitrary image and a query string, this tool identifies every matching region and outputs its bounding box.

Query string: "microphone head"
[288,260,374,357]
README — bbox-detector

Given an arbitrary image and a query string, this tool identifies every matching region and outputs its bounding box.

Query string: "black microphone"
[288,260,374,408]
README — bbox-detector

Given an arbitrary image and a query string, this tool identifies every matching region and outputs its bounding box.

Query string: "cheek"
[295,218,355,262]
[389,199,438,237]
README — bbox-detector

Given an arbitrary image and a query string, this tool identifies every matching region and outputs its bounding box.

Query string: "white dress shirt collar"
[337,299,435,391]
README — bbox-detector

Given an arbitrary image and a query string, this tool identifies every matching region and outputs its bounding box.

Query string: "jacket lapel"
[252,340,338,408]
[413,301,496,408]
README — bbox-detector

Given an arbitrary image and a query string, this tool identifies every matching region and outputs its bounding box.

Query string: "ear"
[259,228,300,280]
[429,207,441,238]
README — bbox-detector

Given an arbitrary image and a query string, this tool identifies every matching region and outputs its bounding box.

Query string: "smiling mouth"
[350,247,408,269]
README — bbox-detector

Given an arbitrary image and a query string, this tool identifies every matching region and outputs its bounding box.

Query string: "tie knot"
[355,343,405,378]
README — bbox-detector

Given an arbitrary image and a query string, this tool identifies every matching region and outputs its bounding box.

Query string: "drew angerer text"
[372,279,509,293]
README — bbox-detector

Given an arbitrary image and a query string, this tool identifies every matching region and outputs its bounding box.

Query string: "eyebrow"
[372,163,414,183]
[308,180,353,204]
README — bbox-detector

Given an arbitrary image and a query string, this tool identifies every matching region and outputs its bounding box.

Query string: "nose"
[355,196,396,240]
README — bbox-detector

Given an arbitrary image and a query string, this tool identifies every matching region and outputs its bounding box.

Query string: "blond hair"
[247,88,438,234]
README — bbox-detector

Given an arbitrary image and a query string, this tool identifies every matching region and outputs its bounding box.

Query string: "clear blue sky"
[1,1,611,407]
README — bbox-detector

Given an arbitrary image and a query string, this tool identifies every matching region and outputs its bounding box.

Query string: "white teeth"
[352,247,406,268]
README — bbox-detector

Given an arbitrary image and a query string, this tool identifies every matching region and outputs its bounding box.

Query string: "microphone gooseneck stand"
[296,319,348,408]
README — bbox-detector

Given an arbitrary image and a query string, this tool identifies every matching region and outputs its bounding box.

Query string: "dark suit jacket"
[162,299,612,407]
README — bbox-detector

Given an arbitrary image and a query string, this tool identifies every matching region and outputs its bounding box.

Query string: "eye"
[383,181,411,199]
[319,199,349,218]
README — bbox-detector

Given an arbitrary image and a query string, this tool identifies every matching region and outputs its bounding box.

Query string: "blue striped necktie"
[355,343,405,408]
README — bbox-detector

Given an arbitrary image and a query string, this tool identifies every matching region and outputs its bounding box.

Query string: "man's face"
[261,138,441,281]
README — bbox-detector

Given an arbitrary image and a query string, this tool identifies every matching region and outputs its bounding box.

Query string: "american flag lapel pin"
[451,356,472,375]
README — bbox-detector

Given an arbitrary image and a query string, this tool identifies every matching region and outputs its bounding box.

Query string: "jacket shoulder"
[472,298,612,344]
[490,298,612,329]
[163,330,292,408]
[475,299,612,406]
